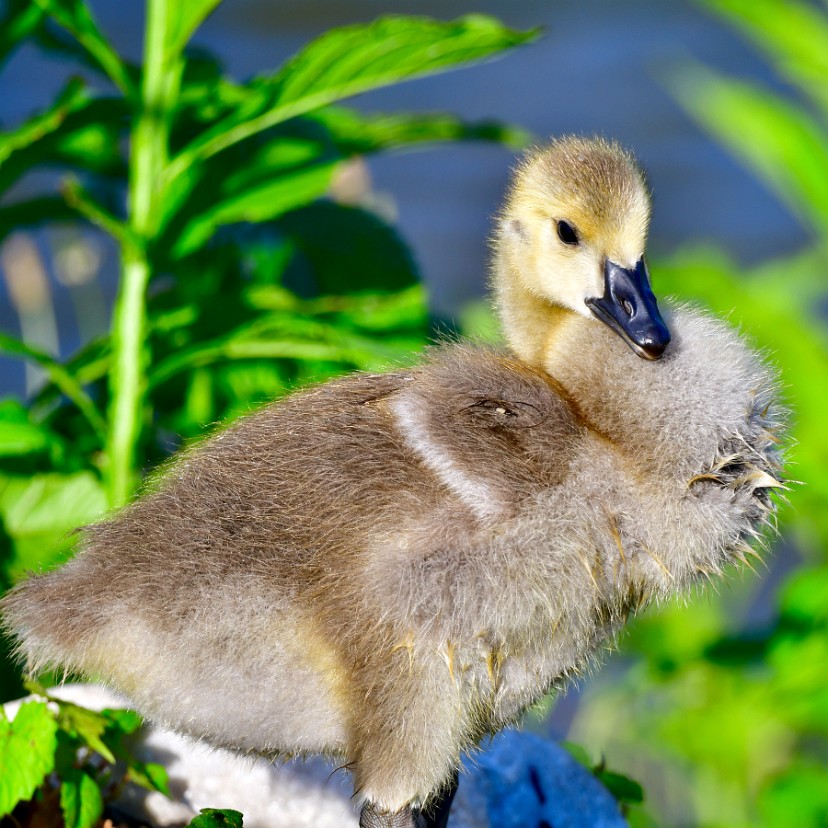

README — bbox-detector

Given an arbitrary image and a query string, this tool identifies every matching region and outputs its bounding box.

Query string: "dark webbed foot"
[359,770,458,828]
[359,803,415,828]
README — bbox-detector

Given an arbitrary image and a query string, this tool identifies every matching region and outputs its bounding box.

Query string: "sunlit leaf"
[779,566,828,625]
[0,333,106,439]
[148,332,399,388]
[60,768,103,828]
[0,78,88,168]
[669,62,828,234]
[312,105,532,153]
[170,158,338,259]
[0,471,106,538]
[700,0,828,116]
[101,707,143,736]
[0,402,51,457]
[758,762,828,828]
[560,740,593,768]
[0,471,106,581]
[0,424,49,458]
[0,701,58,817]
[768,632,828,732]
[458,299,502,344]
[127,760,170,796]
[167,15,538,180]
[164,0,222,60]
[161,106,528,265]
[0,0,46,67]
[33,0,133,96]
[305,285,427,332]
[55,698,116,763]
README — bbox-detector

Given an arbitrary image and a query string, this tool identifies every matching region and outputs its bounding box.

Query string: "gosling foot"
[359,770,458,828]
[359,803,423,828]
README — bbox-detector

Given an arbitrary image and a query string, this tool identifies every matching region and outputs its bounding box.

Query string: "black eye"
[556,220,579,246]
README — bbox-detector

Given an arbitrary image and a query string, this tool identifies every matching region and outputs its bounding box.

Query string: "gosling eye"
[556,220,579,246]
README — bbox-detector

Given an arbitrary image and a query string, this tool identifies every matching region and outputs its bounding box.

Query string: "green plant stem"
[105,0,177,507]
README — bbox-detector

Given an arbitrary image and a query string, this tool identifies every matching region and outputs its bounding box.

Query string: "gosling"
[1,137,786,828]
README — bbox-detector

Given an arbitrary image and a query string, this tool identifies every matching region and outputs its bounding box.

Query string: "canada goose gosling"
[1,138,786,828]
[493,136,670,369]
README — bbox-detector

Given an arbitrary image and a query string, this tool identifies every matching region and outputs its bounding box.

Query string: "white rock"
[5,684,628,828]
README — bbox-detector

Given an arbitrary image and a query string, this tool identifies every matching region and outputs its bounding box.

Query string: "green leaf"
[101,707,143,736]
[149,335,386,387]
[167,15,538,180]
[55,698,116,763]
[0,96,127,197]
[560,741,644,806]
[175,57,249,126]
[160,123,343,257]
[0,471,106,537]
[29,335,111,419]
[560,740,593,769]
[0,423,50,458]
[170,155,338,259]
[0,333,106,439]
[758,762,828,828]
[128,760,170,796]
[242,281,428,333]
[458,299,502,344]
[80,707,172,797]
[0,402,51,457]
[597,769,645,805]
[34,0,133,97]
[60,768,104,828]
[780,566,828,626]
[164,0,222,59]
[0,0,47,67]
[159,104,527,260]
[0,471,107,581]
[277,202,420,294]
[0,701,59,817]
[312,105,532,154]
[0,78,88,168]
[700,0,828,116]
[188,809,244,828]
[669,62,828,234]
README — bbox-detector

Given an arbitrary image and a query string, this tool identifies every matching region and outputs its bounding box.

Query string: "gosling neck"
[492,250,583,375]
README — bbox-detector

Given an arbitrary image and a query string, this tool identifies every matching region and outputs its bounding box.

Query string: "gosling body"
[1,137,787,826]
[3,309,783,813]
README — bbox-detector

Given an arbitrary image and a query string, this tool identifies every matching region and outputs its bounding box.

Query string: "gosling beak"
[585,258,671,360]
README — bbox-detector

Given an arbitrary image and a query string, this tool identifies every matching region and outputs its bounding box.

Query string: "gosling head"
[495,135,671,361]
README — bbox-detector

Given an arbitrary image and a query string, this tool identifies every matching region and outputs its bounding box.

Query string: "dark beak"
[585,258,671,360]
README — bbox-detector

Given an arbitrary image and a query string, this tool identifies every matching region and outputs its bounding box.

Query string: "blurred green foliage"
[570,2,828,827]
